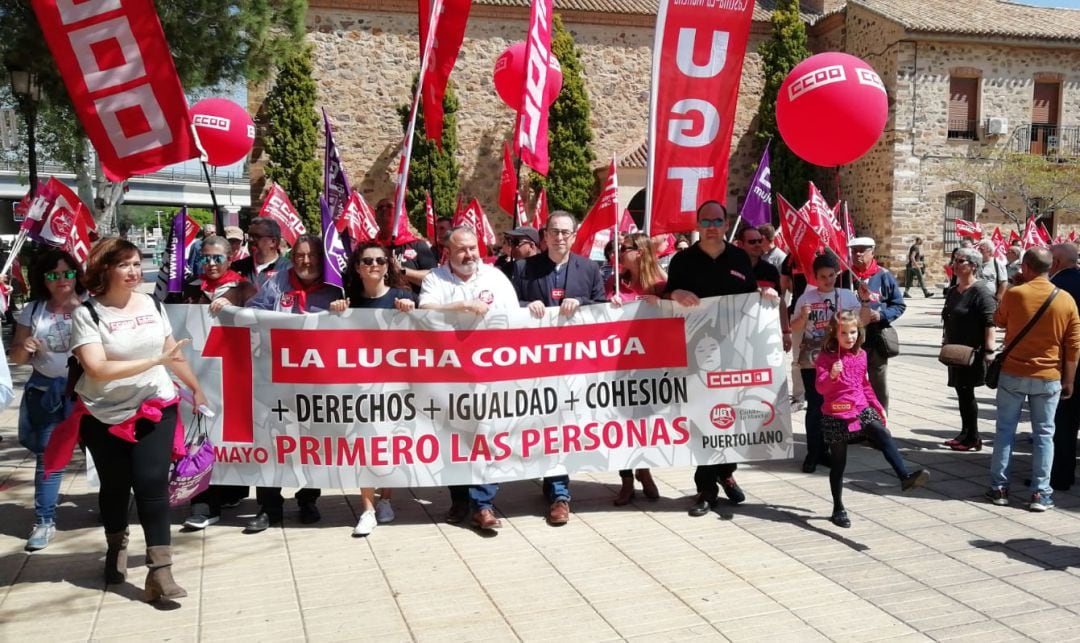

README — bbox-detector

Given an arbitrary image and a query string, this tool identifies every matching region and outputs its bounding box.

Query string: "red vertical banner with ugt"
[645,0,756,236]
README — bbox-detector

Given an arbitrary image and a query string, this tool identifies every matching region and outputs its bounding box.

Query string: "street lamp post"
[6,65,41,196]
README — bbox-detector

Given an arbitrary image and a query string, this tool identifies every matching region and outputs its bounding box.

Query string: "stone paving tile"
[998,607,1080,641]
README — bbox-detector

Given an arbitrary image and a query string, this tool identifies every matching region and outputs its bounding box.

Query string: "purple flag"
[740,141,772,228]
[323,109,352,224]
[153,207,188,300]
[321,196,348,288]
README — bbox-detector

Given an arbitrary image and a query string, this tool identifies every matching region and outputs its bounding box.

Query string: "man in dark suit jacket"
[510,210,607,526]
[1050,243,1080,490]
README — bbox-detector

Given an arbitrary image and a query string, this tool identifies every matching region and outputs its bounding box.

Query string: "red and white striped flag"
[954,219,983,240]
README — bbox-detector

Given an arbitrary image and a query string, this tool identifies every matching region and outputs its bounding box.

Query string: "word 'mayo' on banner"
[166,295,792,488]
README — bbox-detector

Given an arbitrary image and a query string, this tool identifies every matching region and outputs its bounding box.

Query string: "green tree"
[0,0,308,230]
[530,14,596,218]
[398,75,461,229]
[262,45,322,233]
[756,0,812,215]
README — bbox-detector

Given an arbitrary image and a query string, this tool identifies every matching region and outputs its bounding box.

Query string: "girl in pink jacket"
[815,311,929,528]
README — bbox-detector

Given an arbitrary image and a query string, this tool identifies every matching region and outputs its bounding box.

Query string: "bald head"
[1051,243,1079,275]
[1023,246,1053,275]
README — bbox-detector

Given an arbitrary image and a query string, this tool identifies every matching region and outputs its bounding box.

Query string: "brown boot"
[636,469,660,500]
[143,546,187,602]
[104,529,129,584]
[613,478,635,506]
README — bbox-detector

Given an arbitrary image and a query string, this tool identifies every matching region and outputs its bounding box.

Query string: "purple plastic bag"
[168,416,214,507]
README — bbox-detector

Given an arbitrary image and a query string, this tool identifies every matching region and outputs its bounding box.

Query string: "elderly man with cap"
[223,226,249,262]
[499,227,541,276]
[849,236,907,413]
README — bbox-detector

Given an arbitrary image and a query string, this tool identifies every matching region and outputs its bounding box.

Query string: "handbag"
[880,326,900,358]
[168,413,215,507]
[985,288,1059,390]
[938,344,975,367]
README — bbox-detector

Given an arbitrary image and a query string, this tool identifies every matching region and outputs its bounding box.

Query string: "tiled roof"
[474,0,824,21]
[619,139,648,169]
[852,0,1080,42]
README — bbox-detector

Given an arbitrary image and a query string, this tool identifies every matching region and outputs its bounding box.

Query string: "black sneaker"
[688,496,718,517]
[830,509,851,528]
[901,469,930,492]
[985,487,1009,506]
[245,511,281,533]
[720,477,746,504]
[298,502,321,524]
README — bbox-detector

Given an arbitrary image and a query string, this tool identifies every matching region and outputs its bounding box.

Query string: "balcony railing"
[1009,124,1080,159]
[947,119,979,140]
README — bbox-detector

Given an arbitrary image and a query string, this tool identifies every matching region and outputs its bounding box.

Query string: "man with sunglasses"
[737,226,792,352]
[666,200,773,517]
[230,217,290,301]
[509,211,607,526]
[375,198,437,292]
[499,227,540,277]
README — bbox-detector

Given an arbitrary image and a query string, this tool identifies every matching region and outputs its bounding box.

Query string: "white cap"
[849,236,875,249]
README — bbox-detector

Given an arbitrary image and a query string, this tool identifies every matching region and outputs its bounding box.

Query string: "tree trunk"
[93,154,126,234]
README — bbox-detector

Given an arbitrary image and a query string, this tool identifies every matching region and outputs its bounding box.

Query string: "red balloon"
[776,52,889,167]
[492,42,563,111]
[189,98,256,167]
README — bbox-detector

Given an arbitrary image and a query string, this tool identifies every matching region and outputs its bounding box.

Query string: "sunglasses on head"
[198,254,227,265]
[698,218,725,228]
[359,257,388,266]
[45,270,77,281]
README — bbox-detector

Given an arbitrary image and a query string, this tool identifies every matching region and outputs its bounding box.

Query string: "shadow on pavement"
[970,537,1080,570]
[729,503,869,552]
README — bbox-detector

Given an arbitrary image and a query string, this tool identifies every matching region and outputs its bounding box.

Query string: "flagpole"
[612,155,621,301]
[0,230,27,278]
[392,0,441,246]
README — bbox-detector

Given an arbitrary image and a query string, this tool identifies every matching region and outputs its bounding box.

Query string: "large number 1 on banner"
[204,326,254,443]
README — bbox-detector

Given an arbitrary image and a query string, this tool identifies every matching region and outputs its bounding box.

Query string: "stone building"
[256,0,1080,278]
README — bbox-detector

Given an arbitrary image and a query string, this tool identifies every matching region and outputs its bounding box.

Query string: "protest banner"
[166,295,792,488]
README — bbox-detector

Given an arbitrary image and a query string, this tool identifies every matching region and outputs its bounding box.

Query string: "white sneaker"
[183,514,220,530]
[375,499,395,524]
[353,511,377,537]
[26,523,56,551]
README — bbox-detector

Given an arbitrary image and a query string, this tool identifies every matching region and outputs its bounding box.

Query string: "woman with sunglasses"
[941,246,997,451]
[605,232,663,505]
[181,235,255,311]
[330,242,416,536]
[9,250,85,550]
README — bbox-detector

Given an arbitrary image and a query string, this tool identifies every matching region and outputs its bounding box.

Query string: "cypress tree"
[530,14,596,218]
[261,45,322,233]
[756,0,812,215]
[398,76,462,230]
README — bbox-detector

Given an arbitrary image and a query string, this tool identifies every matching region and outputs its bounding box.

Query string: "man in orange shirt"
[988,247,1080,512]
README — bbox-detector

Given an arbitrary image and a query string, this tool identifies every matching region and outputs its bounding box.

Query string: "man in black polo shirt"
[736,225,792,352]
[667,200,776,517]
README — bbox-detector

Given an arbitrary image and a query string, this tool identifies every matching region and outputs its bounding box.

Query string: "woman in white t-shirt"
[791,253,861,475]
[70,238,206,603]
[9,250,84,551]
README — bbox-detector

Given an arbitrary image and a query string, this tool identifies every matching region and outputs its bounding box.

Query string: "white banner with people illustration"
[166,294,792,488]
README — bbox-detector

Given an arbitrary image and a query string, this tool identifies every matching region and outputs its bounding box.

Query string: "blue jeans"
[542,475,570,502]
[991,372,1061,496]
[450,484,499,511]
[17,374,71,525]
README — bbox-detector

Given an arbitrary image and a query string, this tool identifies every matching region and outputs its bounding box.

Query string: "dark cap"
[505,227,539,245]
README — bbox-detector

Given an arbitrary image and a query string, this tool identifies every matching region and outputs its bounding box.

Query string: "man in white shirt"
[420,226,519,531]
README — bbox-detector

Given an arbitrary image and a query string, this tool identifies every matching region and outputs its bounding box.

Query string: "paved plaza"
[3,295,1080,642]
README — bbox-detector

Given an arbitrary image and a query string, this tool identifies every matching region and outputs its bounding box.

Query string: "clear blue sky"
[1011,0,1080,7]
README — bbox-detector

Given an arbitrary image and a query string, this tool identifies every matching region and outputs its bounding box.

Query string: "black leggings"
[80,405,177,547]
[955,386,980,444]
[829,419,909,511]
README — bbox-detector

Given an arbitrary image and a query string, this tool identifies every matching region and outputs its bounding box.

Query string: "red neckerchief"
[200,270,244,298]
[851,258,880,281]
[286,269,324,313]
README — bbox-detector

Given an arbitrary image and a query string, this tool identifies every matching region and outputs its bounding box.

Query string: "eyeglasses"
[248,233,268,241]
[619,246,639,254]
[698,218,725,228]
[44,270,77,281]
[546,228,574,238]
[359,257,388,266]
[198,254,227,265]
[852,247,873,253]
[510,238,534,248]
[743,238,764,245]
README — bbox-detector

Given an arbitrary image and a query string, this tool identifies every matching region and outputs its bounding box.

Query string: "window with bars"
[944,191,975,249]
[948,77,979,140]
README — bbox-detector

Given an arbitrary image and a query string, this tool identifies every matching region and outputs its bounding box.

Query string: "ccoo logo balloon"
[776,52,889,167]
[190,98,256,167]
[492,42,563,111]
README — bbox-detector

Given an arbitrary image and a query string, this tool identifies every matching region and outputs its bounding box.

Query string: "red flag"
[258,183,307,246]
[991,227,1007,260]
[513,0,555,175]
[515,196,529,228]
[534,189,550,230]
[32,0,198,181]
[1038,221,1052,244]
[419,0,470,146]
[425,192,437,242]
[773,228,790,255]
[954,219,983,240]
[1022,216,1046,249]
[37,178,95,249]
[389,153,421,245]
[499,141,517,216]
[778,194,825,277]
[1070,230,1077,243]
[572,159,619,260]
[807,183,849,269]
[453,198,489,257]
[842,202,855,242]
[338,192,381,247]
[1008,229,1021,245]
[645,0,754,235]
